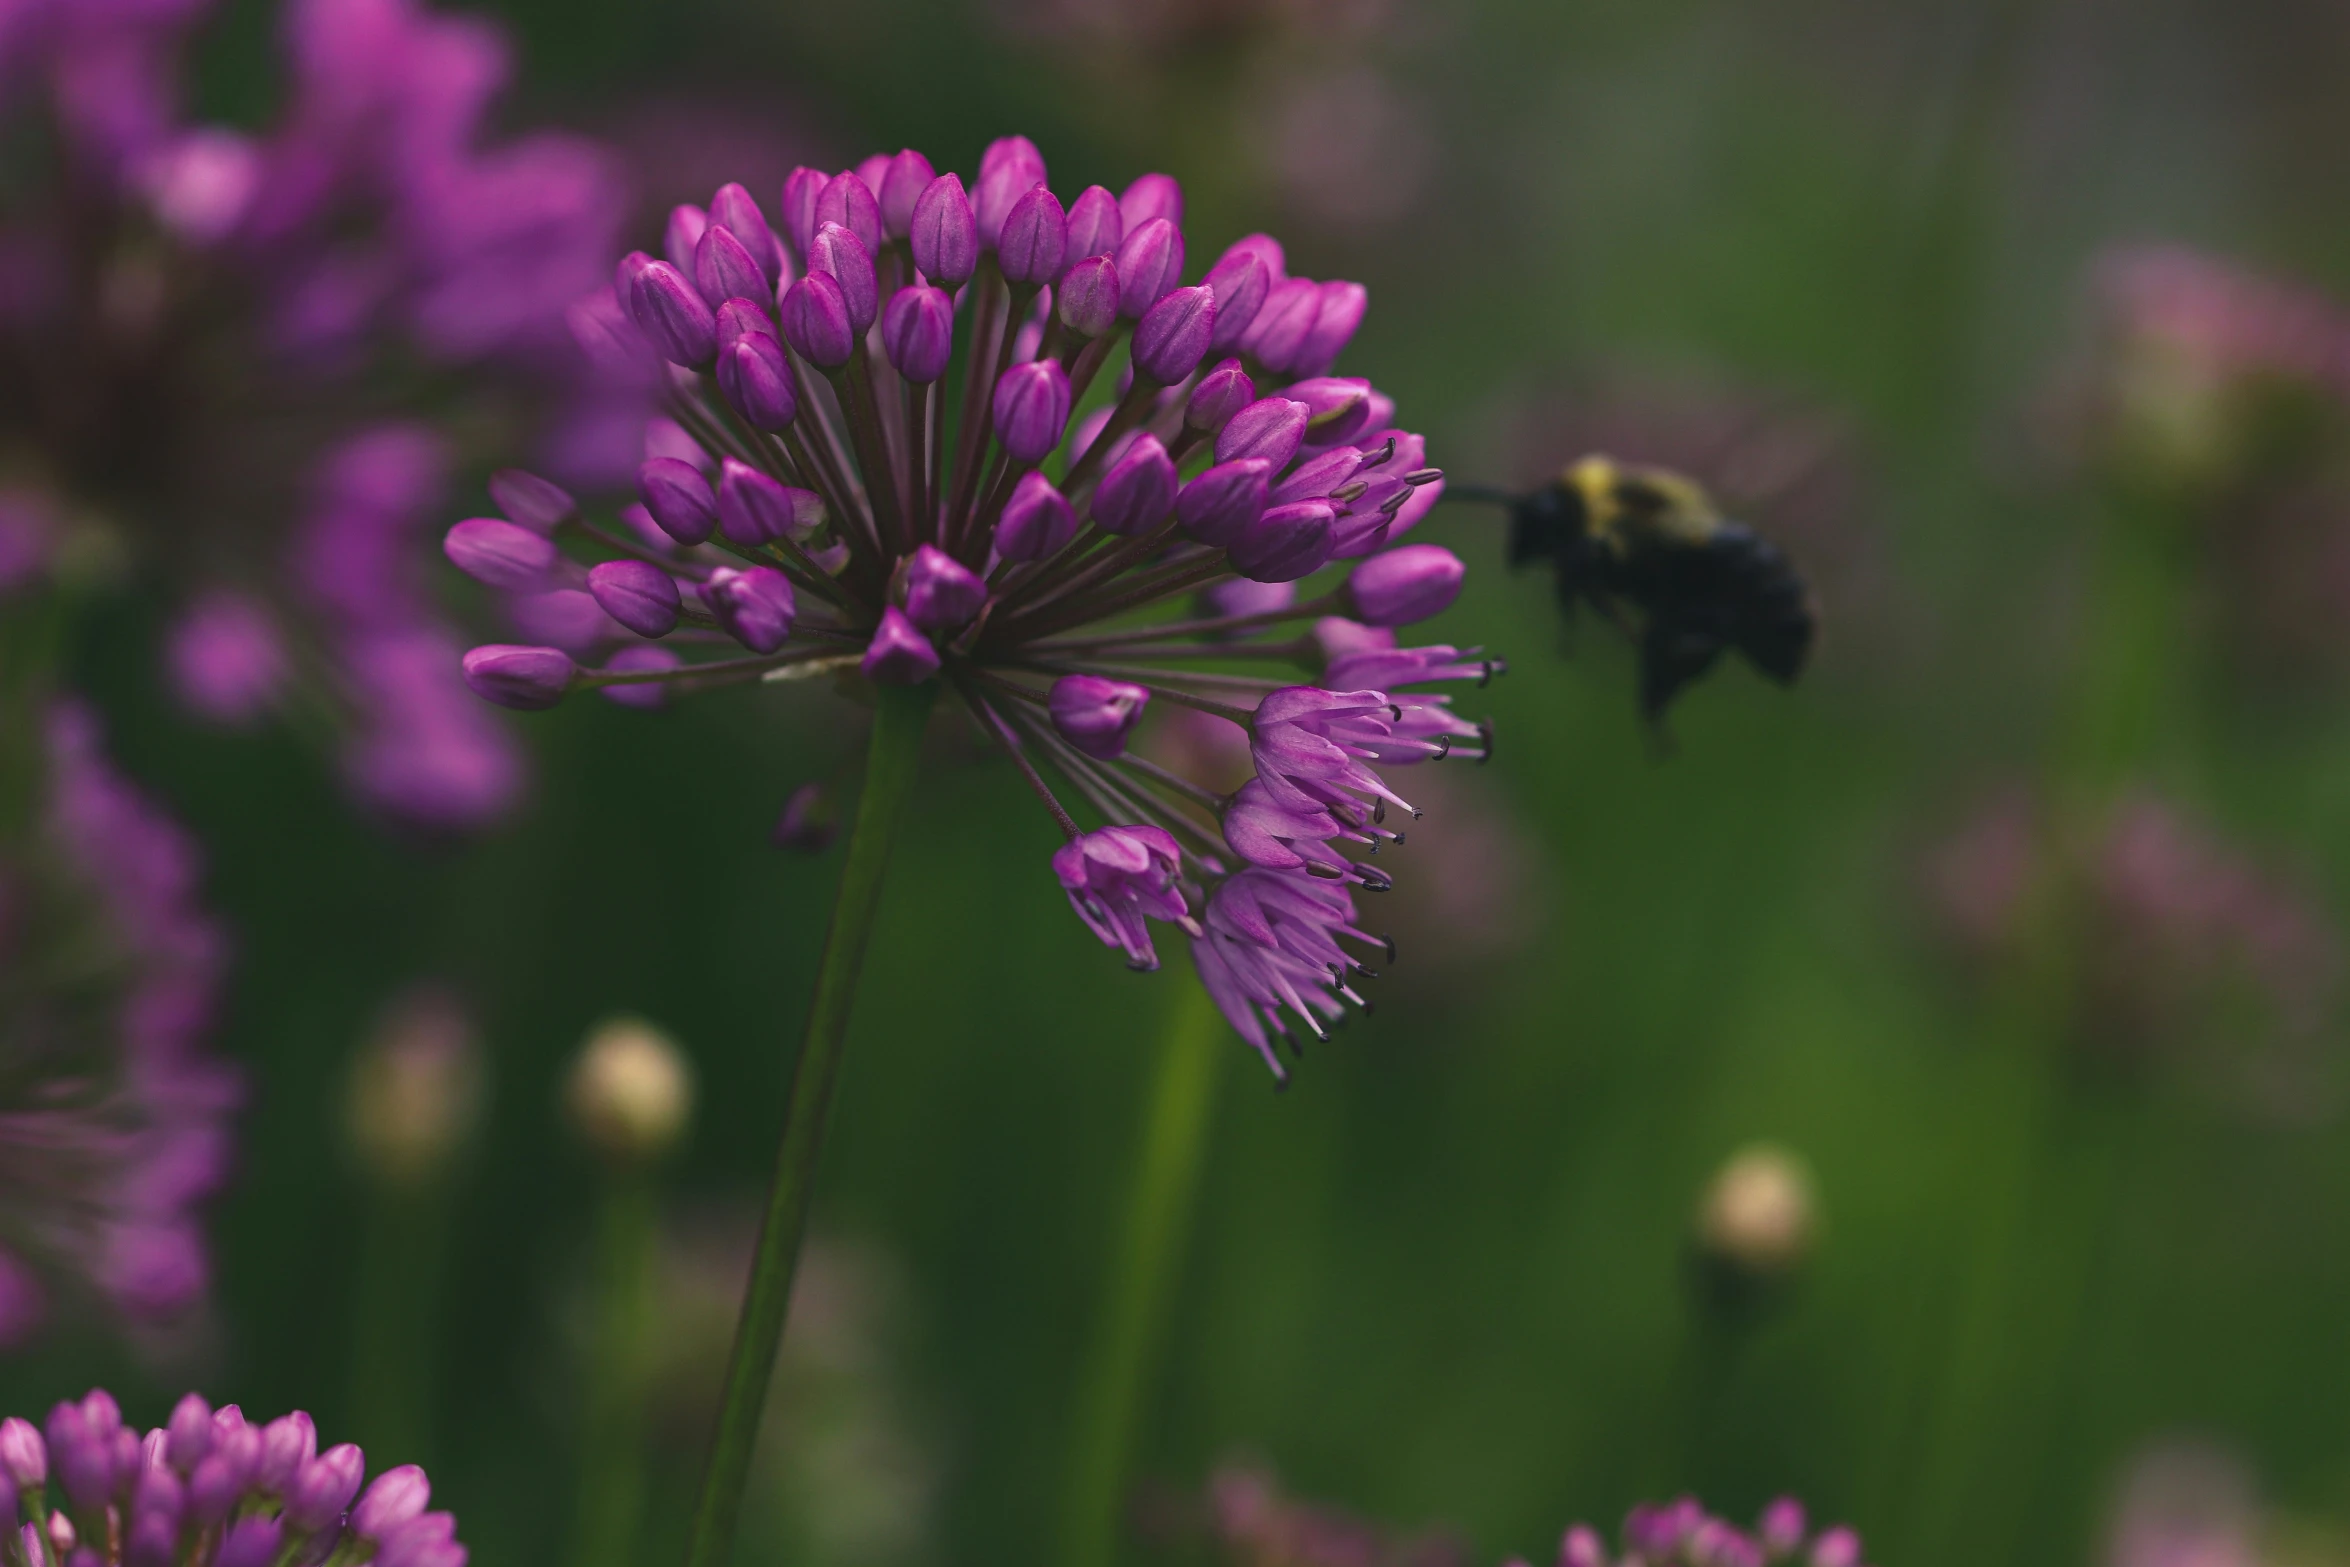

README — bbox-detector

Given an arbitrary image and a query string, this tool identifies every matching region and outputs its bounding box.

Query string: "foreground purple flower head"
[0,704,239,1344]
[456,135,1491,1071]
[9,1389,464,1567]
[0,0,627,829]
[1534,1496,1866,1567]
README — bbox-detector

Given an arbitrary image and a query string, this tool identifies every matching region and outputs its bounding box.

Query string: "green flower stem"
[682,680,937,1567]
[1903,485,2195,1565]
[349,1174,456,1468]
[1060,975,1228,1567]
[573,1171,659,1567]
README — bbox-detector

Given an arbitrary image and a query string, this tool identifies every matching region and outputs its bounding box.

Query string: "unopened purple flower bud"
[862,607,940,684]
[215,1517,282,1567]
[1114,218,1184,319]
[716,459,815,547]
[376,1512,457,1567]
[462,645,576,710]
[806,223,878,334]
[662,206,707,273]
[599,645,682,709]
[1214,397,1310,470]
[995,472,1078,561]
[1286,376,1373,444]
[0,1419,45,1488]
[1220,232,1286,284]
[973,135,1047,248]
[779,271,856,369]
[489,470,577,534]
[997,185,1067,286]
[1297,281,1368,375]
[190,1427,259,1524]
[1808,1528,1860,1567]
[994,359,1072,463]
[1062,185,1122,270]
[567,288,648,376]
[1309,616,1393,666]
[352,1466,429,1540]
[1119,173,1182,230]
[1228,500,1336,582]
[1175,458,1271,546]
[900,544,986,630]
[1132,286,1216,385]
[1050,675,1149,759]
[878,150,935,240]
[588,560,682,638]
[1239,275,1318,369]
[813,172,882,258]
[166,1395,212,1475]
[780,167,826,256]
[625,261,718,369]
[910,173,977,285]
[717,333,799,432]
[1056,256,1119,338]
[134,1461,182,1523]
[1272,445,1364,505]
[708,183,782,286]
[637,458,718,545]
[1093,435,1178,536]
[882,286,954,383]
[692,225,768,311]
[1757,1500,1806,1558]
[47,1407,109,1512]
[703,567,796,653]
[616,249,656,299]
[256,1415,315,1498]
[1184,359,1254,434]
[1201,249,1270,355]
[442,518,557,591]
[284,1446,363,1535]
[125,1512,175,1567]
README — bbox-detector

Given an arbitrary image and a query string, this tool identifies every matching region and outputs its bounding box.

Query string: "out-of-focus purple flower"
[0,703,239,1345]
[2104,1441,2261,1567]
[451,136,1493,1069]
[1187,1460,1470,1567]
[1531,1496,1858,1567]
[0,0,628,830]
[9,1390,465,1567]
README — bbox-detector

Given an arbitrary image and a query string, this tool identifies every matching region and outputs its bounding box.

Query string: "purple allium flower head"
[0,704,239,1343]
[1542,1497,1858,1567]
[0,0,627,829]
[1053,827,1187,971]
[450,135,1484,1070]
[0,1394,465,1565]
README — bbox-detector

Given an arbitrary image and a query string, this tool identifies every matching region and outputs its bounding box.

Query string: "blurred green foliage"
[17,3,2350,1567]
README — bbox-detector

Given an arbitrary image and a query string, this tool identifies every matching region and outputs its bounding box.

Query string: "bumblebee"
[1499,455,1816,722]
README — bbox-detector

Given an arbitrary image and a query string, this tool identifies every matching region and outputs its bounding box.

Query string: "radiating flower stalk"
[0,0,624,829]
[447,136,1498,1567]
[0,1388,466,1567]
[564,1017,695,1567]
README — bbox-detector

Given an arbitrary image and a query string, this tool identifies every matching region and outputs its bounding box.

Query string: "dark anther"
[1363,436,1398,468]
[1403,467,1443,486]
[1380,933,1399,963]
[1476,719,1496,766]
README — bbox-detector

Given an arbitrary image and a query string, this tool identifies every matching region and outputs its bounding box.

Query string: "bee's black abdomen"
[1708,524,1816,685]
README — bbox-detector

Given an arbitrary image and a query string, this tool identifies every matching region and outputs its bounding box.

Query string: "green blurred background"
[23,1,2350,1565]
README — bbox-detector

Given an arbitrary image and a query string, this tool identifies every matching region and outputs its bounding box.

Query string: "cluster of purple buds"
[452,135,1498,1076]
[0,1391,461,1567]
[1534,1497,1865,1567]
[0,0,626,829]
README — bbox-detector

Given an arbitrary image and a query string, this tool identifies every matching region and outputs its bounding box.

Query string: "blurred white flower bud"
[346,986,484,1187]
[1696,1143,1817,1278]
[566,1016,694,1164]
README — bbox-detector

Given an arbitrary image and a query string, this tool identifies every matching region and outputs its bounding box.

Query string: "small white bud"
[346,987,484,1187]
[566,1016,694,1164]
[1696,1143,1817,1277]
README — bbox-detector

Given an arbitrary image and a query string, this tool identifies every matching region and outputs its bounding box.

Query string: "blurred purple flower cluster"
[5,1388,462,1567]
[1188,1461,1468,1567]
[1538,1496,1866,1567]
[450,137,1500,1075]
[0,0,627,829]
[1925,788,2341,1108]
[0,701,237,1345]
